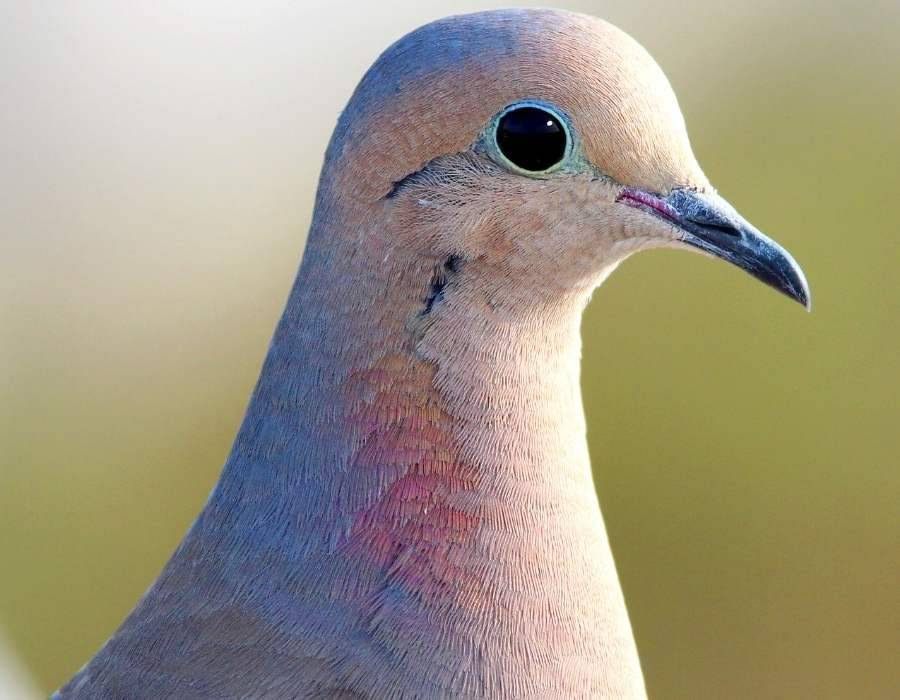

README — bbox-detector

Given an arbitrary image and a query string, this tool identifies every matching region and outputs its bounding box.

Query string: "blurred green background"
[1,1,898,698]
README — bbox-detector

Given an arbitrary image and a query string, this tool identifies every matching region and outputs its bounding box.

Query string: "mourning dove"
[54,8,809,699]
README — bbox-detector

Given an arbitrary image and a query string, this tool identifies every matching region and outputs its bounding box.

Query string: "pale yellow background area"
[2,1,898,698]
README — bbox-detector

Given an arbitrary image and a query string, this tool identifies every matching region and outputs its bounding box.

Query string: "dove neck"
[214,194,628,547]
[227,214,607,519]
[199,209,643,694]
[213,203,630,578]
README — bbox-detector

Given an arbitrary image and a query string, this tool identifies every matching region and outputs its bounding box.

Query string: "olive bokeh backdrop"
[2,1,897,698]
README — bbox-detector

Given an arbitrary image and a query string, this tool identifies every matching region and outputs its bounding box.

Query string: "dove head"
[313,8,809,316]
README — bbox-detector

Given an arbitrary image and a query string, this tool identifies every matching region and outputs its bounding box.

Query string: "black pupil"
[496,106,567,172]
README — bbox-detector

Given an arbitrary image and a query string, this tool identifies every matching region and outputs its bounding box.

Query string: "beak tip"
[785,262,812,312]
[784,279,812,311]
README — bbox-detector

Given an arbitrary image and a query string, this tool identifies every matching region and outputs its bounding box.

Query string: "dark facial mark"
[423,255,464,314]
[385,169,423,199]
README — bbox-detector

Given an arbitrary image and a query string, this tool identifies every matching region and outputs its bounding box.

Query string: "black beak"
[618,187,811,309]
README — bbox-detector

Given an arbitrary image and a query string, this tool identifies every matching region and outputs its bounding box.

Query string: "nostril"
[690,218,741,237]
[668,188,742,238]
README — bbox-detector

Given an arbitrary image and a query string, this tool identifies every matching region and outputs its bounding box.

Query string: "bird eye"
[493,104,570,174]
